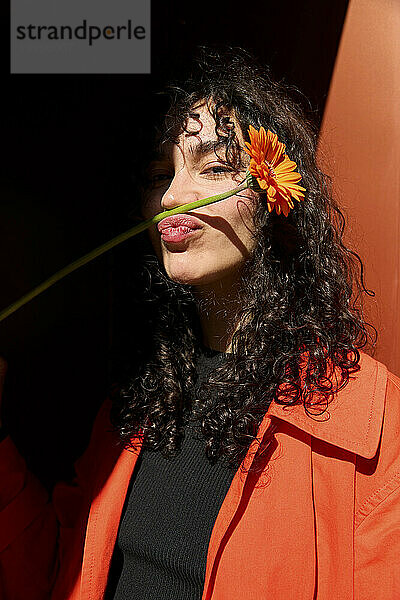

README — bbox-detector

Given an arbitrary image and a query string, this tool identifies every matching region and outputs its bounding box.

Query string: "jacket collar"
[266,352,388,459]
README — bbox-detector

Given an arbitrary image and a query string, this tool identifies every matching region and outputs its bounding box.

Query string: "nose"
[160,171,200,211]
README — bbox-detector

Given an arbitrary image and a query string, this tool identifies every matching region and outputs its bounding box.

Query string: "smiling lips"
[157,215,203,243]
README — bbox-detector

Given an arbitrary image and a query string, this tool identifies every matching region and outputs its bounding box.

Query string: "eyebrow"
[187,138,229,161]
[187,139,249,170]
[149,138,229,164]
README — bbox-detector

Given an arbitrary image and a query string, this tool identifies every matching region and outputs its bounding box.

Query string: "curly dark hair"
[109,46,375,473]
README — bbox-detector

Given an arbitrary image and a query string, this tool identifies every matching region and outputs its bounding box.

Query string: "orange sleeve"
[0,398,111,600]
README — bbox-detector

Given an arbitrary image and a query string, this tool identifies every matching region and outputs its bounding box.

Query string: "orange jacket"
[0,351,399,599]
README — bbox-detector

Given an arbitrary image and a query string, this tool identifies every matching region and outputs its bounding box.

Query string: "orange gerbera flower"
[244,125,306,216]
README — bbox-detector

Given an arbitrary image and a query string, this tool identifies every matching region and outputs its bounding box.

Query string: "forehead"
[155,103,244,162]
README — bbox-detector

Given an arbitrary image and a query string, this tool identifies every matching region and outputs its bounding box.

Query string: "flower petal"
[245,125,306,216]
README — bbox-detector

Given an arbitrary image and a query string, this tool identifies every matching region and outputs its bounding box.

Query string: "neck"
[192,274,243,353]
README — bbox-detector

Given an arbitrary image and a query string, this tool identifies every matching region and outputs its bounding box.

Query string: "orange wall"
[318,0,400,376]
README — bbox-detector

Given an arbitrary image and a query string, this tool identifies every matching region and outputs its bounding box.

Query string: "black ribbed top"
[105,345,237,600]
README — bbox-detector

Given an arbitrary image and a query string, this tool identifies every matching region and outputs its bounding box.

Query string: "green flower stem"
[0,180,248,323]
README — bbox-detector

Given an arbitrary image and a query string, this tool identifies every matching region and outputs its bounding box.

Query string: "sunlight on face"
[141,101,259,293]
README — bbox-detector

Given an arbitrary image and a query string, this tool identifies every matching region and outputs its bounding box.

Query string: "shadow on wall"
[0,0,349,486]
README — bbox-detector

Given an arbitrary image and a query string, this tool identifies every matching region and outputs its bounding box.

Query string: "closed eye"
[152,173,172,181]
[203,164,235,178]
[147,172,173,187]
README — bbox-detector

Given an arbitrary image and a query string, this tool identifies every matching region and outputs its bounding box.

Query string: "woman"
[0,47,399,600]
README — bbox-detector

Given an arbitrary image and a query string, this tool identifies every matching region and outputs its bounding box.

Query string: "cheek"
[146,226,163,262]
[140,195,163,258]
[140,190,162,220]
[220,192,258,232]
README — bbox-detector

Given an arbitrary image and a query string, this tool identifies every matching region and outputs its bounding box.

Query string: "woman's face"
[141,102,259,292]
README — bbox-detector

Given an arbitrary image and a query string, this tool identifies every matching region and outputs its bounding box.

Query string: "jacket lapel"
[201,413,274,600]
[267,352,387,459]
[80,438,143,599]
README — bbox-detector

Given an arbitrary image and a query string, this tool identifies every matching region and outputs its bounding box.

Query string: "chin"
[166,270,206,286]
[162,254,237,290]
[166,266,235,292]
[164,262,214,285]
